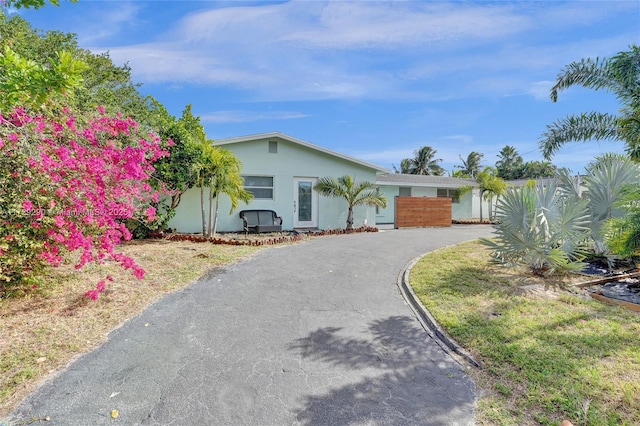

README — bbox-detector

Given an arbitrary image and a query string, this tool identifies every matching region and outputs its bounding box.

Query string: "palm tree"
[393,158,413,174]
[398,146,445,176]
[539,45,640,161]
[476,167,507,222]
[581,153,640,256]
[207,149,253,237]
[481,180,591,276]
[314,175,387,229]
[455,151,484,178]
[193,143,253,237]
[192,141,222,236]
[495,145,524,180]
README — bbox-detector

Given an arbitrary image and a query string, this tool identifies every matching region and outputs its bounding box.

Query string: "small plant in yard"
[604,183,640,260]
[481,179,591,275]
[314,175,386,230]
[409,240,640,425]
[484,155,640,275]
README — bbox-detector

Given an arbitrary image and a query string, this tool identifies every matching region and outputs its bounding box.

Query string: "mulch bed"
[160,226,380,246]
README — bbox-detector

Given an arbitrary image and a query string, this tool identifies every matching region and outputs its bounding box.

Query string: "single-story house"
[168,132,489,233]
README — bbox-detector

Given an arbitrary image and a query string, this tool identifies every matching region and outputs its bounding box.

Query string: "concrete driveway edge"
[398,252,482,369]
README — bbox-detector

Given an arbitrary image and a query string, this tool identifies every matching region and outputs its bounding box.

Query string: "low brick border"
[452,219,494,225]
[163,226,380,246]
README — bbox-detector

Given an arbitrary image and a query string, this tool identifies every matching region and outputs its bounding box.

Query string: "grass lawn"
[0,239,263,418]
[409,240,640,426]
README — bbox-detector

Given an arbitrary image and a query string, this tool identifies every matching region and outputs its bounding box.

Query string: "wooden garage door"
[395,196,452,228]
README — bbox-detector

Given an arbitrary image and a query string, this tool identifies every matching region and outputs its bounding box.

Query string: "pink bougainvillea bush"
[0,107,169,298]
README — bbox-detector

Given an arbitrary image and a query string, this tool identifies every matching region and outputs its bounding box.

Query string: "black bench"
[239,210,283,234]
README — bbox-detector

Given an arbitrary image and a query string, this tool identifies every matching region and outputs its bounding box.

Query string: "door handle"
[293,200,297,213]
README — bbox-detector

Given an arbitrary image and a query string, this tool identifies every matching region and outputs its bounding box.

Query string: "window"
[268,141,278,153]
[437,188,459,203]
[243,176,274,199]
[399,187,411,197]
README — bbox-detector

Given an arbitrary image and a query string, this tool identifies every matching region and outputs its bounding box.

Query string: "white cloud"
[528,81,554,101]
[85,1,638,102]
[200,110,310,124]
[281,2,531,49]
[75,2,142,45]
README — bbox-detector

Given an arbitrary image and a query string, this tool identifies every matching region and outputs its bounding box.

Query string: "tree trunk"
[489,197,493,222]
[200,185,206,236]
[207,187,214,237]
[346,206,354,229]
[479,190,484,223]
[171,193,182,210]
[212,195,220,237]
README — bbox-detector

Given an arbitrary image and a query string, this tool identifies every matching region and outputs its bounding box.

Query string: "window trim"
[437,188,459,203]
[242,175,274,200]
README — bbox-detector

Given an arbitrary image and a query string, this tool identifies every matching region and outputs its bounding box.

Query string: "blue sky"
[16,0,639,174]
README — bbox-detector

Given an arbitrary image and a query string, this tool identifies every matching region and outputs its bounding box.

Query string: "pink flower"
[54,215,65,228]
[145,206,157,222]
[1,107,166,297]
[85,290,99,300]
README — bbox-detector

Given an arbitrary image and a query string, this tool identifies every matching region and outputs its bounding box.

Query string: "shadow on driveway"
[290,316,476,425]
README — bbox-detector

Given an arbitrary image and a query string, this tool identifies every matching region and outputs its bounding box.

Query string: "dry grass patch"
[410,240,640,426]
[0,239,263,417]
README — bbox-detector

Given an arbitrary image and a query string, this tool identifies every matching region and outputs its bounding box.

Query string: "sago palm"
[314,175,387,229]
[540,45,640,161]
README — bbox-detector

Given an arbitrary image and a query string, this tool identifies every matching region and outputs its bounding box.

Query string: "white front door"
[293,177,318,228]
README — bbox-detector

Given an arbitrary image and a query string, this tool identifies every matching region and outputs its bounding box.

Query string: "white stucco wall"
[168,136,381,233]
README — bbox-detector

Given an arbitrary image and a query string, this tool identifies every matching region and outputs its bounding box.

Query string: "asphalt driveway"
[11,225,494,426]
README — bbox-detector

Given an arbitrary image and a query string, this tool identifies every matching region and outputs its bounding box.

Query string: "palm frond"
[539,112,619,160]
[483,181,591,275]
[550,57,611,102]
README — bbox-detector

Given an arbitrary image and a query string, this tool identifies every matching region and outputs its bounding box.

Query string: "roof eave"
[215,132,391,174]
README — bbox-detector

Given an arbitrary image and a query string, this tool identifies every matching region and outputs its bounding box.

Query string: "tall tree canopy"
[1,0,76,9]
[396,146,445,176]
[521,161,559,179]
[455,151,484,178]
[496,145,525,180]
[539,45,640,161]
[0,15,156,124]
